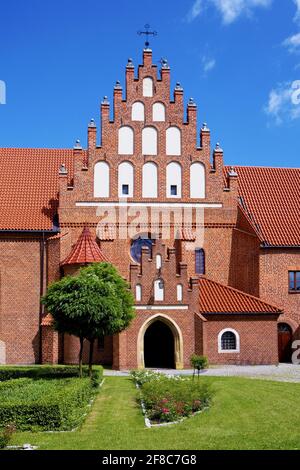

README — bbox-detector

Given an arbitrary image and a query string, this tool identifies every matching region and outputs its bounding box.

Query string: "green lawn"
[10,376,300,450]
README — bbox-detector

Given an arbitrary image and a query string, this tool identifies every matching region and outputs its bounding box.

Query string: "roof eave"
[260,244,300,249]
[201,311,282,315]
[0,228,60,234]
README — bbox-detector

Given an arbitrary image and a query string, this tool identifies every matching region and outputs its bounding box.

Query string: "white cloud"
[294,0,300,23]
[187,0,203,22]
[202,56,216,73]
[264,81,300,124]
[212,0,272,24]
[283,32,300,52]
[186,0,272,24]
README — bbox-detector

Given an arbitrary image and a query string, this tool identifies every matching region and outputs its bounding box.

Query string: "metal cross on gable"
[137,24,158,49]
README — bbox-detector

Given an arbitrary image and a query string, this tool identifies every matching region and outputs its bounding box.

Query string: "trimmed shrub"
[190,355,208,377]
[0,365,103,382]
[0,369,103,431]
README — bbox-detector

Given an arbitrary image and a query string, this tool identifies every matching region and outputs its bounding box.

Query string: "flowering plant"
[139,376,213,423]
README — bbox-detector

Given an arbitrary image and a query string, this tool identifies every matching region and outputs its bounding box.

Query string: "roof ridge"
[0,147,75,151]
[225,164,300,170]
[199,276,282,312]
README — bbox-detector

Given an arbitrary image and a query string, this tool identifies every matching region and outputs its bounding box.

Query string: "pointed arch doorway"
[137,314,183,369]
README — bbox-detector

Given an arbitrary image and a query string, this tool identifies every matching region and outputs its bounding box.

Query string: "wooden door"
[278,324,293,363]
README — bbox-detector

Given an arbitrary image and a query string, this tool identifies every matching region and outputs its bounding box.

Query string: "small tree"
[42,262,135,377]
[190,354,208,380]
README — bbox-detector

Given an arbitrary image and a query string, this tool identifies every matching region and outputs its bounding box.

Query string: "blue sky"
[0,0,300,167]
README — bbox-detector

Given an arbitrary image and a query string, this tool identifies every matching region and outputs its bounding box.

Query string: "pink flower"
[162,408,170,414]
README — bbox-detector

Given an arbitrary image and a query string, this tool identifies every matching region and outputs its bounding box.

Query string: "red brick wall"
[113,310,196,370]
[0,235,41,364]
[203,315,279,365]
[259,249,300,337]
[63,334,113,365]
[41,326,58,364]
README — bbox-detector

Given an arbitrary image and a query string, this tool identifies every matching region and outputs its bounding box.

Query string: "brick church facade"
[0,48,299,368]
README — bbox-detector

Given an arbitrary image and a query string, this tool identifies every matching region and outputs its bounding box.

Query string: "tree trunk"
[79,336,84,378]
[88,339,95,377]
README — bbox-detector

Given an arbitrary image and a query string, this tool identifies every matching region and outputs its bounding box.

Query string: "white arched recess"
[166,162,182,198]
[132,102,145,121]
[94,161,110,198]
[142,127,158,155]
[0,340,6,365]
[137,314,184,369]
[118,161,134,197]
[177,284,183,301]
[143,77,153,97]
[190,162,206,199]
[135,284,142,302]
[153,102,165,121]
[118,126,134,155]
[142,162,158,198]
[154,279,164,301]
[166,127,181,156]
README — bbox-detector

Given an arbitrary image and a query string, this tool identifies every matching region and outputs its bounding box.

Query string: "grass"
[9,376,300,450]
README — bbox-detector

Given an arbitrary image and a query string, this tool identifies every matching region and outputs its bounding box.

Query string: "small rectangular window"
[195,248,205,275]
[170,185,177,196]
[122,184,129,195]
[289,271,300,292]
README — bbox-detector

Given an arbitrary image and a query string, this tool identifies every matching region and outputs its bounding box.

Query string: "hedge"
[0,365,103,382]
[0,374,103,431]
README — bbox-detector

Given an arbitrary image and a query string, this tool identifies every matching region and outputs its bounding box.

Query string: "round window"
[130,238,154,263]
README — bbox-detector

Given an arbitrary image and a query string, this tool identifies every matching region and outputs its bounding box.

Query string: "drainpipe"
[39,231,47,363]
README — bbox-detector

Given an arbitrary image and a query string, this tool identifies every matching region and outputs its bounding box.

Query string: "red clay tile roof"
[61,227,108,266]
[177,227,196,241]
[97,225,116,241]
[225,166,300,247]
[199,277,282,314]
[0,148,76,231]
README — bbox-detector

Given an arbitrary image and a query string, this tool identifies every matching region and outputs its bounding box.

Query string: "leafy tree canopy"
[42,263,135,341]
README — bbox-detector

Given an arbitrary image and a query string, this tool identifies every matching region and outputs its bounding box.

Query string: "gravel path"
[104,364,300,383]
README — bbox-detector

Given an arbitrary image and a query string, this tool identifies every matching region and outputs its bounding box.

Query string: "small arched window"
[142,162,158,198]
[190,162,205,199]
[154,279,164,301]
[142,127,158,155]
[132,102,145,121]
[166,127,181,156]
[177,284,183,302]
[153,102,165,121]
[195,248,205,275]
[135,284,142,302]
[118,126,134,155]
[143,77,154,97]
[218,329,240,353]
[166,162,182,198]
[118,161,134,197]
[94,161,109,198]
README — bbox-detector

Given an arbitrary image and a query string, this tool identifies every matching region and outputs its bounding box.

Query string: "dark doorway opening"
[144,320,175,368]
[278,323,293,363]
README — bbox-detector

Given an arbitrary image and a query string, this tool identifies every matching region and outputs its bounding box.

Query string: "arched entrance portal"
[144,321,175,368]
[137,314,184,369]
[278,323,293,363]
